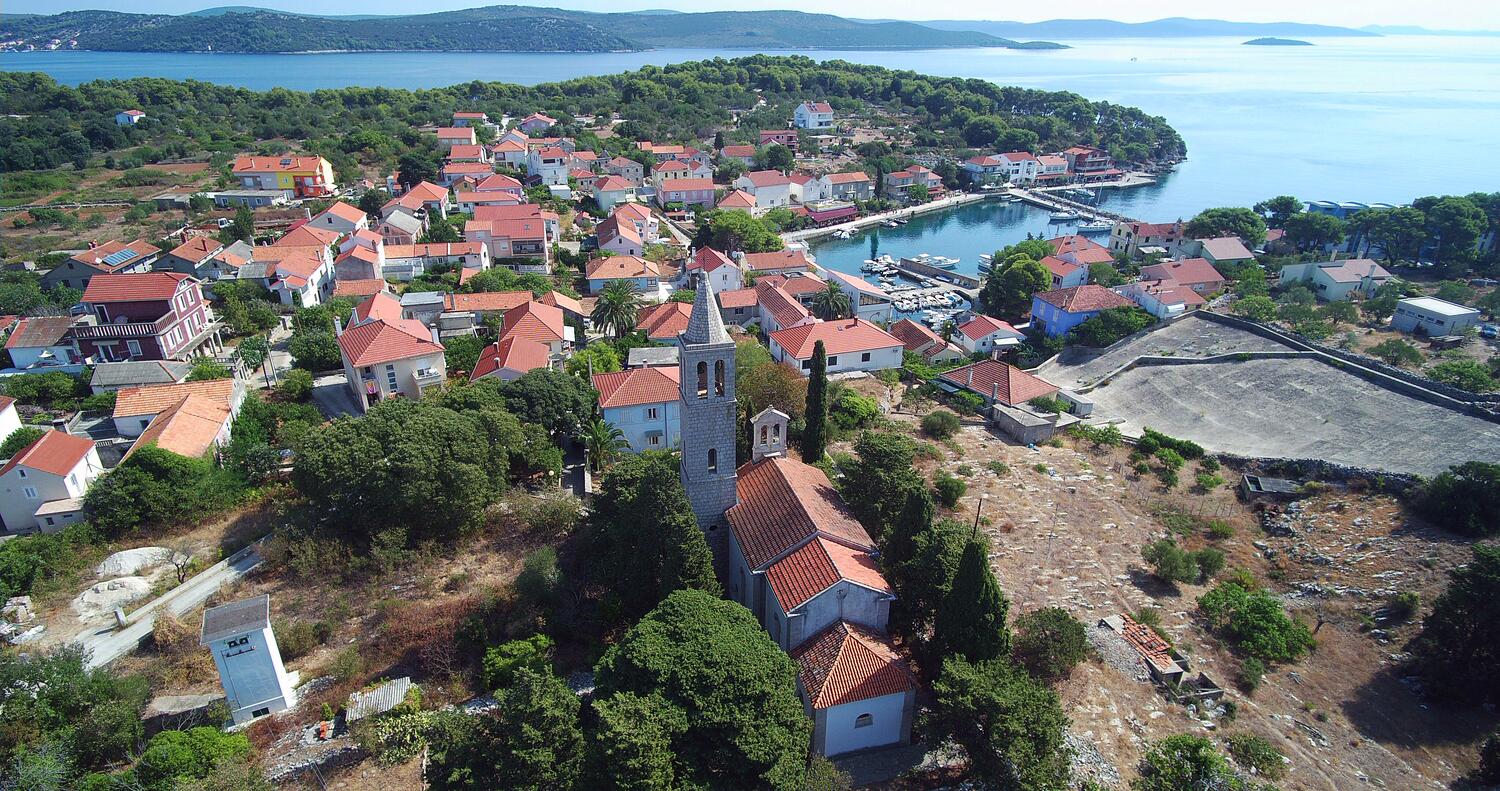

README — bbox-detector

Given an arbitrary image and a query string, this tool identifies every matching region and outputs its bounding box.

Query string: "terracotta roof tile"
[0,430,94,478]
[756,283,812,330]
[5,316,74,349]
[470,337,551,381]
[1140,258,1225,289]
[124,393,231,461]
[727,455,874,571]
[768,319,900,359]
[337,319,443,367]
[114,379,237,419]
[718,287,758,309]
[939,359,1057,406]
[790,621,914,709]
[636,301,692,340]
[957,314,1022,342]
[331,279,387,298]
[741,250,812,272]
[444,291,531,313]
[168,237,223,264]
[500,301,566,345]
[888,318,942,352]
[592,366,681,409]
[586,255,658,280]
[81,272,191,303]
[1034,285,1135,313]
[767,537,892,611]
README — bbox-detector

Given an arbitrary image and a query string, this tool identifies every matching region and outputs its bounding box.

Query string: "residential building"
[122,391,236,462]
[652,159,707,187]
[1109,220,1184,258]
[441,291,532,331]
[74,273,221,362]
[211,190,288,209]
[231,155,335,198]
[0,397,18,451]
[1391,296,1481,336]
[115,109,145,125]
[888,318,965,363]
[383,181,450,221]
[789,174,824,203]
[755,281,815,334]
[517,113,556,133]
[823,269,896,324]
[200,595,298,725]
[447,144,490,164]
[1139,258,1226,294]
[1029,285,1136,337]
[473,173,525,197]
[955,314,1025,355]
[596,216,644,257]
[435,127,477,148]
[375,212,422,246]
[160,237,253,281]
[337,293,447,412]
[1193,236,1256,269]
[309,202,369,235]
[1278,259,1392,301]
[499,301,573,357]
[88,360,191,393]
[605,156,645,184]
[490,139,529,169]
[768,319,904,375]
[656,178,716,210]
[717,287,759,326]
[331,279,389,300]
[43,239,160,291]
[454,190,523,214]
[742,249,814,277]
[964,152,1037,184]
[733,171,794,209]
[4,317,81,370]
[939,359,1059,407]
[1046,235,1115,268]
[592,175,635,214]
[470,337,552,382]
[636,302,693,341]
[592,366,682,452]
[465,213,550,273]
[112,378,242,439]
[1037,154,1069,181]
[883,166,943,200]
[1039,255,1088,290]
[248,246,335,307]
[383,243,490,282]
[794,101,835,130]
[441,162,495,186]
[612,202,659,243]
[818,171,874,202]
[527,146,571,186]
[451,111,491,128]
[1116,280,1205,319]
[0,430,103,534]
[759,129,799,151]
[585,255,661,298]
[719,144,757,166]
[717,190,758,214]
[1061,146,1114,179]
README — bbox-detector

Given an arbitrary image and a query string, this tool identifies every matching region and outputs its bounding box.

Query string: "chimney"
[966,367,973,387]
[991,382,1000,404]
[333,316,344,337]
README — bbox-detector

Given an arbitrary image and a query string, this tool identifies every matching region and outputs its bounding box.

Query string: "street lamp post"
[972,492,989,540]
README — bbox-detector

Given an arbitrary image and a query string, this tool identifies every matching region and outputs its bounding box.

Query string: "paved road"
[80,540,266,670]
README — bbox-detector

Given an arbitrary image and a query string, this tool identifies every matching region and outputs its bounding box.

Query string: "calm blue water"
[6,36,1499,283]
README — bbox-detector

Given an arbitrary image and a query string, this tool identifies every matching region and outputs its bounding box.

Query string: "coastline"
[2,42,1066,55]
[782,192,992,243]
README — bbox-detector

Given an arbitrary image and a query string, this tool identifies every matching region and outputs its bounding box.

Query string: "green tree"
[762,143,794,171]
[1418,462,1500,536]
[1434,280,1477,304]
[396,151,439,189]
[499,367,596,437]
[234,335,270,372]
[907,183,930,203]
[1088,262,1124,286]
[1354,206,1427,263]
[1477,288,1500,318]
[694,209,783,254]
[1252,195,1302,228]
[1184,207,1267,248]
[1361,281,1402,322]
[288,329,340,371]
[802,341,828,462]
[811,282,851,320]
[594,590,811,790]
[1428,359,1497,392]
[185,357,231,381]
[582,416,628,472]
[1132,734,1244,791]
[1232,295,1277,322]
[588,452,719,618]
[585,691,688,791]
[136,727,251,791]
[980,256,1050,322]
[0,646,148,776]
[481,634,553,691]
[930,656,1071,791]
[227,205,254,243]
[0,426,45,459]
[935,538,1011,662]
[442,334,484,375]
[1420,195,1488,269]
[1070,306,1153,346]
[1319,299,1359,326]
[1012,607,1090,681]
[591,279,643,339]
[882,486,935,574]
[1368,338,1423,367]
[426,669,583,791]
[278,368,314,400]
[1282,211,1347,251]
[840,430,924,540]
[357,188,390,218]
[1411,544,1500,703]
[565,343,621,379]
[1197,581,1314,664]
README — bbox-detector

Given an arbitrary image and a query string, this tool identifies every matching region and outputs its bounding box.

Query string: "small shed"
[1240,474,1303,501]
[346,677,413,723]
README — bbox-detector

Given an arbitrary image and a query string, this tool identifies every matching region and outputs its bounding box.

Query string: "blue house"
[592,366,681,453]
[1030,285,1137,338]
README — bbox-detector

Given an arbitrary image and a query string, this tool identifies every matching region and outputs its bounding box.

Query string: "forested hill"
[0,56,1185,173]
[0,6,1057,53]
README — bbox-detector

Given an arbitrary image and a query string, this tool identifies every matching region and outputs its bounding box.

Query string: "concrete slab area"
[1036,314,1288,390]
[1084,356,1500,476]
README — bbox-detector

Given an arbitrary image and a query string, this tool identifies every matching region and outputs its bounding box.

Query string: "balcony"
[70,314,172,340]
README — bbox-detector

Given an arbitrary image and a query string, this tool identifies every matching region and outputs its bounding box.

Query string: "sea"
[5,35,1500,284]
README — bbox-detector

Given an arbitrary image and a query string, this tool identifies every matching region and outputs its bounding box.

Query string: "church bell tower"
[678,276,739,531]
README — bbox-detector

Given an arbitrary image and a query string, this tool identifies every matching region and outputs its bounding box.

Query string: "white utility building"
[200,594,297,724]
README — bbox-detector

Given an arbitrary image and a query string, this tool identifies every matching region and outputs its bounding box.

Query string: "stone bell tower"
[678,276,739,531]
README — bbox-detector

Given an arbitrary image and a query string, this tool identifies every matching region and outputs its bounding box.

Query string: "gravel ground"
[1087,624,1149,683]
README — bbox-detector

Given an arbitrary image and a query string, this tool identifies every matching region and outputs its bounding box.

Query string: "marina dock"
[1009,187,1141,226]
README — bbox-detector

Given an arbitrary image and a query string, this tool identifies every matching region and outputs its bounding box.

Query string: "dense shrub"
[1417,461,1500,536]
[1012,607,1090,681]
[482,634,553,691]
[0,523,101,600]
[84,446,250,537]
[920,409,961,439]
[1138,428,1205,459]
[933,470,967,508]
[1410,544,1500,702]
[0,426,45,459]
[1132,734,1240,791]
[1197,581,1314,664]
[278,368,314,401]
[1141,539,1223,585]
[1225,733,1286,779]
[1070,306,1154,347]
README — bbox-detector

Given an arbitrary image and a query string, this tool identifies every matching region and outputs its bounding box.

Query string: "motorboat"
[1077,220,1113,232]
[1049,211,1080,222]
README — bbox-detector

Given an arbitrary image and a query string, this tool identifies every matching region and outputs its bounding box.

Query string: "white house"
[733,171,794,209]
[596,216,644,257]
[585,255,661,298]
[337,293,447,413]
[1039,255,1089,290]
[112,378,244,440]
[767,319,904,376]
[592,176,635,214]
[612,202,659,243]
[1115,279,1206,319]
[684,247,744,293]
[823,269,895,324]
[0,430,103,534]
[308,201,369,236]
[789,174,826,203]
[1278,259,1393,302]
[527,146,571,186]
[199,595,298,724]
[954,314,1025,355]
[793,101,835,130]
[115,109,145,126]
[1391,296,1481,336]
[963,152,1037,184]
[3,316,82,371]
[592,366,682,452]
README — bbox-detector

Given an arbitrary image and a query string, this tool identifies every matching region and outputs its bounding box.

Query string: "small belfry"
[677,275,739,532]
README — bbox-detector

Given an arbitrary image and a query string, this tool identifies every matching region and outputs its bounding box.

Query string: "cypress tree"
[935,538,1012,662]
[802,340,828,462]
[884,485,935,574]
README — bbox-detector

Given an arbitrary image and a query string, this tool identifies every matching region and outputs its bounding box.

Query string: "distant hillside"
[1244,37,1313,46]
[1361,24,1500,37]
[0,5,1058,53]
[914,17,1379,39]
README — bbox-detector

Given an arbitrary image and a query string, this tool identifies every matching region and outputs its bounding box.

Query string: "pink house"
[657,178,716,210]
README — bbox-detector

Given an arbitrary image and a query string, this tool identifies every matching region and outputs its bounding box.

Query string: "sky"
[8,0,1498,29]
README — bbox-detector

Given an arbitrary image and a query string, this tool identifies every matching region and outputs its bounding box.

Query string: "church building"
[676,278,915,756]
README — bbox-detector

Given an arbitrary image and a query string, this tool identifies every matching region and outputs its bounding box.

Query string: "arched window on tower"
[707,448,718,473]
[773,422,781,442]
[759,424,768,445]
[696,361,708,398]
[714,360,725,396]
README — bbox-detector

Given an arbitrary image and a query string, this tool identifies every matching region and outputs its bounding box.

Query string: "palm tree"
[591,279,642,339]
[583,417,629,472]
[811,282,851,321]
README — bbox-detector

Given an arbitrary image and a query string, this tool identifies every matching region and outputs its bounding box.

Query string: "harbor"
[858,253,978,326]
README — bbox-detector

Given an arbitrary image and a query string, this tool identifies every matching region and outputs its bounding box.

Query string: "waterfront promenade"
[781,192,988,243]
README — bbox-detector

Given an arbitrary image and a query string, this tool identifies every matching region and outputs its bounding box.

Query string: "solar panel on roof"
[101,249,140,266]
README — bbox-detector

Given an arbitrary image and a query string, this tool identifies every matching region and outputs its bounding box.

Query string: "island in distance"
[1244,37,1315,45]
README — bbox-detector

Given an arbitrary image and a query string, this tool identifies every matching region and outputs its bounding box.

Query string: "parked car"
[1480,323,1499,340]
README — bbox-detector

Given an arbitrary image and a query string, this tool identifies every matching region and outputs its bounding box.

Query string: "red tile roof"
[790,620,914,709]
[82,271,191,303]
[756,283,812,330]
[541,290,583,315]
[470,337,551,381]
[338,318,443,367]
[687,247,733,273]
[444,291,531,313]
[1034,285,1134,313]
[957,314,1021,342]
[823,171,870,184]
[767,537,891,611]
[658,178,714,193]
[1040,255,1082,280]
[718,287,758,309]
[168,236,222,264]
[436,126,476,140]
[320,201,366,224]
[232,155,327,174]
[500,301,566,345]
[652,160,692,174]
[593,365,681,409]
[275,224,341,248]
[727,455,875,571]
[0,395,13,414]
[69,239,159,271]
[475,173,523,191]
[1046,235,1115,266]
[1115,612,1181,676]
[742,170,792,188]
[586,255,658,280]
[888,318,943,352]
[741,250,812,272]
[593,175,634,192]
[802,101,834,113]
[1140,258,1225,289]
[5,316,74,349]
[939,359,1058,406]
[717,190,756,210]
[777,274,827,297]
[124,393,231,461]
[384,242,485,259]
[0,430,94,478]
[114,379,237,419]
[768,319,900,360]
[331,279,387,298]
[720,145,756,157]
[636,301,692,340]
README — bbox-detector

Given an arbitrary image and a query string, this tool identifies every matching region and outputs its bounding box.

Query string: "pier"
[1009,187,1141,226]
